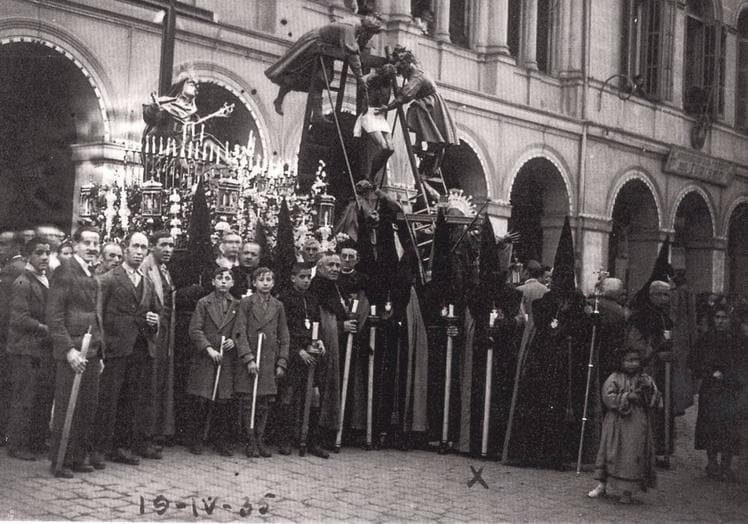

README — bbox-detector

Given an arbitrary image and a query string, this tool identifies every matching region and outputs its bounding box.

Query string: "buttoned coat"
[186,292,239,400]
[234,293,290,397]
[140,254,175,358]
[98,265,160,358]
[46,257,103,360]
[7,270,52,359]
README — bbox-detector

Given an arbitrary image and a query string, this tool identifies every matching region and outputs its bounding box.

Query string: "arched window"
[536,0,557,74]
[737,10,748,130]
[449,0,471,48]
[621,0,676,101]
[507,0,522,57]
[683,0,725,116]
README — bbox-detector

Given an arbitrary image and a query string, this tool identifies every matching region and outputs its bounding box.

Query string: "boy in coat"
[234,267,289,458]
[187,267,239,456]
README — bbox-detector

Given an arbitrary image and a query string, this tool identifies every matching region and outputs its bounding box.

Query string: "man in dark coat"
[92,231,161,466]
[6,237,54,460]
[626,280,675,467]
[46,226,104,478]
[232,240,261,299]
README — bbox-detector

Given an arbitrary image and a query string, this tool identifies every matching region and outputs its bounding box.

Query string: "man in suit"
[46,226,104,478]
[95,242,123,275]
[6,237,54,460]
[92,231,161,467]
[139,231,175,447]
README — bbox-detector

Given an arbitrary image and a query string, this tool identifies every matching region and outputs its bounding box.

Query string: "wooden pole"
[576,305,599,474]
[54,327,92,474]
[300,322,319,457]
[335,299,359,452]
[481,345,494,458]
[439,305,456,454]
[366,307,377,450]
[249,333,264,431]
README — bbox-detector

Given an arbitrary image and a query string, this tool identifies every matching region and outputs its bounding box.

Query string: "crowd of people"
[0,222,746,506]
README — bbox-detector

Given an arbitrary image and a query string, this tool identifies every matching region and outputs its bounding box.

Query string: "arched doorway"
[508,157,569,265]
[726,202,748,297]
[673,191,715,293]
[441,139,487,199]
[0,41,105,232]
[195,81,265,158]
[608,178,660,295]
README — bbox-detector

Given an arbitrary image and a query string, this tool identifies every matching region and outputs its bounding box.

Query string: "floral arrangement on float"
[78,137,336,252]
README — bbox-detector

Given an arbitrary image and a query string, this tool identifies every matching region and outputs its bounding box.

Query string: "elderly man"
[626,280,675,468]
[301,237,323,278]
[233,240,262,299]
[46,226,104,478]
[95,243,124,275]
[93,231,161,466]
[201,231,242,295]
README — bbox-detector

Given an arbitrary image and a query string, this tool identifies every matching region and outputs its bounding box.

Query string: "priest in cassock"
[503,217,589,469]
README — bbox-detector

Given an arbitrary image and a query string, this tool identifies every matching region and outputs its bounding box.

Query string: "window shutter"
[657,0,676,101]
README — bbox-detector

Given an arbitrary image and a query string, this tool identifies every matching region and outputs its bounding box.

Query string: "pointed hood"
[274,199,296,296]
[186,180,214,286]
[551,216,576,295]
[253,219,272,269]
[630,236,672,310]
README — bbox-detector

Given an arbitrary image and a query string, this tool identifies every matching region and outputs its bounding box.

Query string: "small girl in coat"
[588,348,659,504]
[234,267,289,458]
[186,268,239,456]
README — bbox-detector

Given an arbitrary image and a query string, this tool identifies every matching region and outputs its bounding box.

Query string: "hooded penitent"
[274,199,296,296]
[185,180,214,287]
[550,216,576,296]
[630,236,673,312]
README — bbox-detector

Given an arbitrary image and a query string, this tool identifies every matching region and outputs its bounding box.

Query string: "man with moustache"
[201,231,242,294]
[6,237,54,460]
[92,232,161,467]
[140,231,176,447]
[46,226,104,478]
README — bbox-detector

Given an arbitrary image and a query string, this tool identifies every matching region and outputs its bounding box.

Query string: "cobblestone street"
[0,410,746,522]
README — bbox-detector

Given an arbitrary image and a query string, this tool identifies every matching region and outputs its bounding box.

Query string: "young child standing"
[588,348,659,504]
[234,267,289,458]
[278,262,328,458]
[186,267,239,456]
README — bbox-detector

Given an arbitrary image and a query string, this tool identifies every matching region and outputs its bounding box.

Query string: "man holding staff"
[46,226,104,478]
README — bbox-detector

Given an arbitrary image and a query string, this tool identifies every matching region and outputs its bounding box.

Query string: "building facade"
[1,0,747,296]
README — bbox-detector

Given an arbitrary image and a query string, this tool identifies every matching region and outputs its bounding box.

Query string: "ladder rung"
[418,240,433,248]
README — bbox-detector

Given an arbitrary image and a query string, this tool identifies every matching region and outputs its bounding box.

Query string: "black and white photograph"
[0,0,747,521]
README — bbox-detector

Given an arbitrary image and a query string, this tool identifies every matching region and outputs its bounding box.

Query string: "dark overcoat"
[7,270,52,359]
[186,291,239,401]
[234,294,290,397]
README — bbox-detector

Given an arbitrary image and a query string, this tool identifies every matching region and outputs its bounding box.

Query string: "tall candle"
[200,124,205,144]
[351,299,359,314]
[312,321,319,340]
[370,305,376,316]
[448,304,454,317]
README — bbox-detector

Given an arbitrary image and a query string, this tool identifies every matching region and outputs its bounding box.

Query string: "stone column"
[434,0,451,43]
[522,0,538,69]
[388,0,412,23]
[473,0,490,52]
[487,0,510,55]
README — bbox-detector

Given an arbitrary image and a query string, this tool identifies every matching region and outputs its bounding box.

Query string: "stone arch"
[0,18,116,140]
[441,128,489,199]
[508,151,572,265]
[722,195,748,238]
[455,125,493,195]
[605,167,664,229]
[505,145,574,214]
[179,62,274,162]
[736,1,748,26]
[669,184,718,237]
[725,196,748,296]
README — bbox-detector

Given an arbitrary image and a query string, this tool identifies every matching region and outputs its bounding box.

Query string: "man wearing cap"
[626,279,675,468]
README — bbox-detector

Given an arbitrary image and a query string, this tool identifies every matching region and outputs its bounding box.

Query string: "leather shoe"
[52,466,74,479]
[8,448,36,461]
[90,452,106,470]
[70,462,95,473]
[106,448,140,466]
[136,445,162,460]
[308,445,329,459]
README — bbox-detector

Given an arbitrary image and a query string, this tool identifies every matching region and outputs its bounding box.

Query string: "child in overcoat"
[234,267,289,457]
[186,268,239,456]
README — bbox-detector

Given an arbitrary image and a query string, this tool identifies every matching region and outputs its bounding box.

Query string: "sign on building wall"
[663,146,735,187]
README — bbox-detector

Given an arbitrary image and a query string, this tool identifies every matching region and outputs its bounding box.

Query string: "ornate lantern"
[79,180,97,218]
[141,178,164,217]
[216,177,240,215]
[317,193,336,228]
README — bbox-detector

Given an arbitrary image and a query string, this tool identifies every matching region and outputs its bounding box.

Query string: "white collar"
[73,255,93,277]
